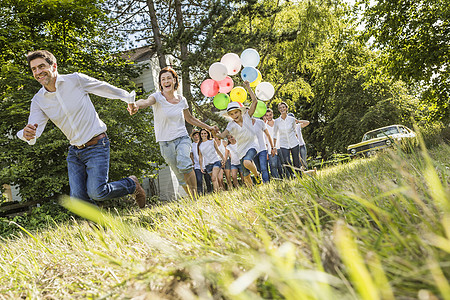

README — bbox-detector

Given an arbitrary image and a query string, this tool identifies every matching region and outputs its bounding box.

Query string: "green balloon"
[253,100,267,118]
[213,93,230,110]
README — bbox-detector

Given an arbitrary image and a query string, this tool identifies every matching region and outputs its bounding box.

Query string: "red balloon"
[218,76,234,94]
[200,79,219,97]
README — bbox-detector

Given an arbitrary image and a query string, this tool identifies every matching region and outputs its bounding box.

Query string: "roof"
[121,45,156,62]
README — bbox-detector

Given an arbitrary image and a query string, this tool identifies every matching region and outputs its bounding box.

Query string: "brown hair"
[159,66,179,91]
[278,101,289,111]
[27,50,57,66]
[197,128,212,153]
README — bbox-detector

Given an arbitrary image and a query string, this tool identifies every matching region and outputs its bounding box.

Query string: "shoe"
[129,175,146,208]
[254,175,262,186]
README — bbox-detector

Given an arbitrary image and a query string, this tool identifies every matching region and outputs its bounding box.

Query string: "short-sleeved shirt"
[265,121,278,150]
[198,139,221,166]
[226,143,241,165]
[191,142,202,169]
[151,92,189,142]
[225,111,258,159]
[252,118,267,153]
[273,116,299,149]
[295,124,305,146]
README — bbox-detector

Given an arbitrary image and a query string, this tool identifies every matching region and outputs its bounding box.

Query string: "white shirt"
[295,124,305,146]
[17,73,135,146]
[252,118,267,153]
[273,116,299,149]
[198,139,221,166]
[191,142,202,169]
[226,143,240,165]
[225,111,258,159]
[217,141,226,157]
[265,121,279,150]
[151,92,189,142]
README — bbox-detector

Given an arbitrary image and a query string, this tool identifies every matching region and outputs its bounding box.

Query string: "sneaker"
[254,175,262,186]
[129,175,146,208]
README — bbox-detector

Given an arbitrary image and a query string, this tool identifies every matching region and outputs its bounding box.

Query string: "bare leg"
[243,175,253,187]
[210,167,221,192]
[243,159,259,178]
[183,170,198,198]
[224,169,232,189]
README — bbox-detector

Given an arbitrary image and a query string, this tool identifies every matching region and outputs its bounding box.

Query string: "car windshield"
[362,126,400,141]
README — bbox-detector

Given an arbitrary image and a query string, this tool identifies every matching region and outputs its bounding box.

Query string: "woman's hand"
[127,102,139,115]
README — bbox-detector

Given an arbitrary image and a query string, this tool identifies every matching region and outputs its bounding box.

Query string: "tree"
[309,33,418,155]
[360,0,450,123]
[0,0,162,202]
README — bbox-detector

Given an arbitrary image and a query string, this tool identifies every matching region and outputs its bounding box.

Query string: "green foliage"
[309,34,419,155]
[0,202,73,237]
[0,0,161,201]
[361,0,450,123]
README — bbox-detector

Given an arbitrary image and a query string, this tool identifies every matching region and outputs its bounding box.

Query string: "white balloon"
[255,82,275,101]
[220,53,241,75]
[240,48,260,68]
[209,62,228,81]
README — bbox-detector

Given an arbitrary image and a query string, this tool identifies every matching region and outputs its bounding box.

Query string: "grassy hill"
[1,143,449,299]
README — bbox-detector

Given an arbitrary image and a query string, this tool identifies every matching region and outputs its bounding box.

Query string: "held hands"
[271,148,277,156]
[127,102,139,115]
[23,124,38,141]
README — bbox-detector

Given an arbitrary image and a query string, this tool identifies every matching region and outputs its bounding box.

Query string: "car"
[347,125,417,157]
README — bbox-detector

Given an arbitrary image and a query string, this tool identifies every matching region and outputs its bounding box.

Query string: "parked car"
[347,125,416,157]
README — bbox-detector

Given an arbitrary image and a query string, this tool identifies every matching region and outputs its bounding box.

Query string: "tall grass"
[0,143,449,299]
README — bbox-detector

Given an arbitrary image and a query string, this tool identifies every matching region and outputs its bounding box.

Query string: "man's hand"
[23,124,38,141]
[127,102,139,115]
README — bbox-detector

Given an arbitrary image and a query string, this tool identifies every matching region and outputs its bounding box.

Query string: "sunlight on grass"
[0,143,449,298]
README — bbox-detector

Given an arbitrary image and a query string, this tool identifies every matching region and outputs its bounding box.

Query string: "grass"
[0,143,449,299]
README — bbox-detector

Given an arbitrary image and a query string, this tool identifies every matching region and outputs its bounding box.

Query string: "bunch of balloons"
[200,48,275,118]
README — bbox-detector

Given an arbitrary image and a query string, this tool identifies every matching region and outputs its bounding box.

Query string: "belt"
[75,133,106,149]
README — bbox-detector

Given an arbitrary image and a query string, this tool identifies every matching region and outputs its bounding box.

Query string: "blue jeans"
[194,168,213,195]
[253,150,269,183]
[268,152,283,179]
[279,145,301,179]
[67,136,135,203]
[299,145,308,169]
[240,148,257,177]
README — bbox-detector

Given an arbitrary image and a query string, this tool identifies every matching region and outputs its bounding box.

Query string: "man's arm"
[77,72,136,103]
[243,80,258,117]
[16,101,49,145]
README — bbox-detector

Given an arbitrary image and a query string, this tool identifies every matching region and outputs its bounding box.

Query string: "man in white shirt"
[17,50,146,208]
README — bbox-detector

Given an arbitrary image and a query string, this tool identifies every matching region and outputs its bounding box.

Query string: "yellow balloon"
[250,70,262,87]
[230,86,247,103]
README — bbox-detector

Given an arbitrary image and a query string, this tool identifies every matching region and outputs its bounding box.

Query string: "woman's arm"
[184,109,219,134]
[295,119,310,128]
[198,149,205,173]
[214,140,225,162]
[128,95,156,115]
[243,80,258,117]
[215,129,229,140]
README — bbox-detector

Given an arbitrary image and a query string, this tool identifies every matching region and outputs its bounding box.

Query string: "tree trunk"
[174,0,194,133]
[146,0,166,68]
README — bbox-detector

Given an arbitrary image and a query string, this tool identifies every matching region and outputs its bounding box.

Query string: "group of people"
[189,96,310,194]
[18,49,309,209]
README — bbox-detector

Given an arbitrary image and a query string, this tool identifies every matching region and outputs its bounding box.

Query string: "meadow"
[1,141,449,299]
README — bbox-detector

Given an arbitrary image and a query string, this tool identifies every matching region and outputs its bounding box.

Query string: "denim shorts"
[224,158,231,170]
[240,148,257,177]
[159,135,193,185]
[205,160,221,174]
[231,164,243,172]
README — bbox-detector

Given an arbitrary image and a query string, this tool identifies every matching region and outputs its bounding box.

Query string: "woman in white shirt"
[288,113,310,169]
[273,102,301,178]
[128,67,217,197]
[198,129,224,192]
